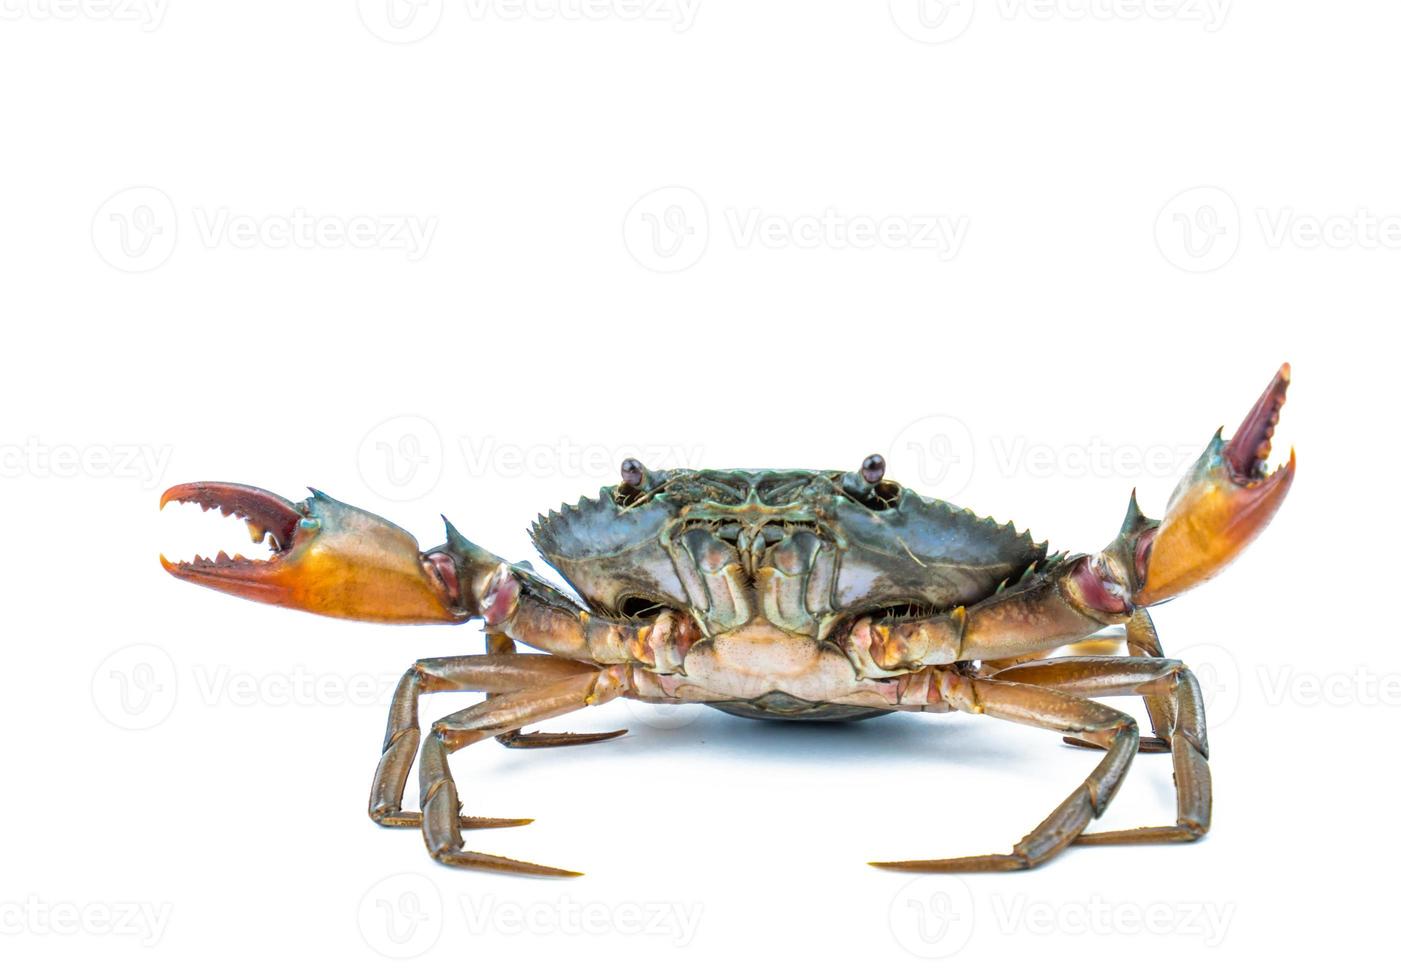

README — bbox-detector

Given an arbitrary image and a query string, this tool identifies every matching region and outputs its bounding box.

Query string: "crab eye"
[861,454,886,484]
[837,455,900,510]
[620,458,646,488]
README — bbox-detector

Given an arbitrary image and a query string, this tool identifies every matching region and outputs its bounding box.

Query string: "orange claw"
[1134,364,1296,606]
[160,482,465,624]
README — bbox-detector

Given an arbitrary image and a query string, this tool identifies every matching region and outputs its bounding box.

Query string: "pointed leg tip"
[435,848,585,877]
[510,861,584,878]
[869,860,940,873]
[870,854,1030,873]
[459,815,535,830]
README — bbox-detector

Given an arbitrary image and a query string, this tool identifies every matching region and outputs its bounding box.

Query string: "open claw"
[1133,364,1296,606]
[160,482,467,624]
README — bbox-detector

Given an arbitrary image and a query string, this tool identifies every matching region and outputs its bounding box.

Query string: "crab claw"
[1134,364,1296,606]
[160,482,465,624]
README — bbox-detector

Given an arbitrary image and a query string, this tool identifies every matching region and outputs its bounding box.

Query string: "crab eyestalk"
[1131,363,1296,607]
[159,482,467,624]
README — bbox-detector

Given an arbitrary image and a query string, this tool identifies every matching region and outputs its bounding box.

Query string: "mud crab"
[159,366,1294,875]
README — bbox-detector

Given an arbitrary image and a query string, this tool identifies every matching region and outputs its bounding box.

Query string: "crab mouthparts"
[159,482,306,572]
[1222,362,1291,485]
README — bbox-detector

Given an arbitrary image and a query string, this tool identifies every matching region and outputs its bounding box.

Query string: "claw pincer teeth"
[160,482,305,564]
[1222,361,1289,482]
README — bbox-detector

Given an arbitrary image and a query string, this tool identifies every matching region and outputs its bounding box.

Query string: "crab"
[159,365,1294,876]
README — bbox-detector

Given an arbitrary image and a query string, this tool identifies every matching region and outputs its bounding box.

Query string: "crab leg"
[873,674,1140,871]
[482,634,629,748]
[973,629,1128,673]
[984,609,1174,751]
[417,665,631,875]
[991,655,1211,845]
[369,647,621,830]
[1119,609,1174,748]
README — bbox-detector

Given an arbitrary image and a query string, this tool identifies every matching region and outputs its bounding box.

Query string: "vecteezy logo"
[91,644,179,730]
[622,186,709,273]
[357,415,444,503]
[357,0,443,43]
[357,873,443,958]
[1154,186,1240,273]
[888,875,976,959]
[91,187,178,273]
[624,698,704,731]
[888,0,975,44]
[887,414,976,499]
[1175,641,1241,727]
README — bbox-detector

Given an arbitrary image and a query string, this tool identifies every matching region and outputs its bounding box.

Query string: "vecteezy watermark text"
[460,895,702,945]
[190,208,436,260]
[0,896,173,947]
[357,0,701,43]
[0,439,172,489]
[0,0,168,30]
[988,893,1234,945]
[888,0,1229,45]
[460,435,706,480]
[92,187,437,272]
[725,208,968,256]
[1156,186,1401,272]
[624,187,970,273]
[1257,664,1401,709]
[192,665,399,709]
[357,873,702,958]
[889,877,1234,959]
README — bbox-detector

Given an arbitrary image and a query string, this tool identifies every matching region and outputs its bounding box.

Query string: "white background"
[1,0,1393,974]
